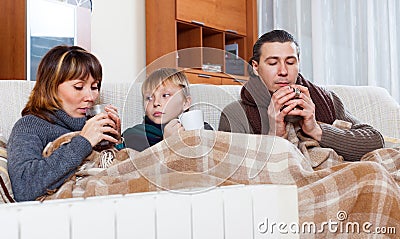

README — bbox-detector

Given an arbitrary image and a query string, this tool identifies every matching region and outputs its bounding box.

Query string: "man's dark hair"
[250,29,300,64]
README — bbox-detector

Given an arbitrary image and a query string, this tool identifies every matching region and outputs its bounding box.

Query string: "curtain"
[258,0,400,103]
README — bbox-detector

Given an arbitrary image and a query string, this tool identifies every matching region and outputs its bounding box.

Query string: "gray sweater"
[7,110,92,201]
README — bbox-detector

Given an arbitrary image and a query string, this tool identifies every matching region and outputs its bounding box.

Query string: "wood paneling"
[246,0,258,60]
[176,0,246,35]
[176,0,216,28]
[0,0,26,80]
[146,0,176,66]
[216,0,246,35]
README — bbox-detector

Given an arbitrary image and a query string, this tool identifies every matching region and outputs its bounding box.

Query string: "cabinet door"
[176,0,216,27]
[185,72,221,85]
[176,0,246,35]
[216,0,247,35]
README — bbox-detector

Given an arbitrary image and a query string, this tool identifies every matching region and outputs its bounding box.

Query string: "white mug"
[179,110,204,130]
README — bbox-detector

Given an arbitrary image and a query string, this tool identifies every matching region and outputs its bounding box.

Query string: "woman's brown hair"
[22,45,102,121]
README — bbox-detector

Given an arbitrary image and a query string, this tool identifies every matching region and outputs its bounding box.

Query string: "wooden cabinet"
[176,0,246,35]
[185,71,222,85]
[0,0,26,80]
[184,69,247,86]
[146,0,257,85]
[217,0,247,35]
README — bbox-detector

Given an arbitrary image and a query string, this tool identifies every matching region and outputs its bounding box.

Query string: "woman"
[7,45,122,201]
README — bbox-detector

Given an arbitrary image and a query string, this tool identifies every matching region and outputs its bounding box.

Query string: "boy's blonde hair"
[142,68,190,98]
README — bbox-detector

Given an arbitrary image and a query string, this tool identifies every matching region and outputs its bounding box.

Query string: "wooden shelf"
[146,0,257,85]
[202,27,224,71]
[177,21,202,68]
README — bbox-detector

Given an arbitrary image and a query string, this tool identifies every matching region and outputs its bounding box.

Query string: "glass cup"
[85,104,116,151]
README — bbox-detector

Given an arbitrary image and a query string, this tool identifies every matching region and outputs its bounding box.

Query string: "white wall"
[91,0,146,84]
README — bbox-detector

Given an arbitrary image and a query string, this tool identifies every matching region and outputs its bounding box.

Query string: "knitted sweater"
[219,76,384,161]
[7,110,92,201]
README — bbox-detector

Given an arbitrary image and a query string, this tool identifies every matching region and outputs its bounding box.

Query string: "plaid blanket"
[41,124,400,238]
[0,135,14,203]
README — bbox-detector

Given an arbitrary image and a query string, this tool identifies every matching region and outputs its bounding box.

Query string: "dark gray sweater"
[7,110,92,201]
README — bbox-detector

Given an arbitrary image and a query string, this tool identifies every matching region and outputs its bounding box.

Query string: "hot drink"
[85,104,116,151]
[280,87,303,123]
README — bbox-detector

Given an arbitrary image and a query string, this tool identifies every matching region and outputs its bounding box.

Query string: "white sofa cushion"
[326,85,400,139]
[0,80,398,140]
[0,81,35,140]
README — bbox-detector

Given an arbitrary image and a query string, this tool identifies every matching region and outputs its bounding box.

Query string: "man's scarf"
[240,74,336,134]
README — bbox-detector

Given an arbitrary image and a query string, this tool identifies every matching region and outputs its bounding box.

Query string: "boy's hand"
[163,119,183,139]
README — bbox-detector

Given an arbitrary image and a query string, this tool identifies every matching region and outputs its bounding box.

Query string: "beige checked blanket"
[41,123,400,238]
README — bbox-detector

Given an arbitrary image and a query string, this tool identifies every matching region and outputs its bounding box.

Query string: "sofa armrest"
[0,80,35,140]
[326,85,400,139]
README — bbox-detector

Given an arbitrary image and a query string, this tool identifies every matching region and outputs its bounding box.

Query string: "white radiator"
[0,184,298,239]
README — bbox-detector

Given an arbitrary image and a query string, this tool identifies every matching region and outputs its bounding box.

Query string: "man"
[219,29,384,161]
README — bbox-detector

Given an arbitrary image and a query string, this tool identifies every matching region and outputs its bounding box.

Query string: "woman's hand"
[80,106,120,147]
[104,105,122,143]
[163,119,183,139]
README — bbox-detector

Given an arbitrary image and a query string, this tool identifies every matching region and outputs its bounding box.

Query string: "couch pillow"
[0,135,15,203]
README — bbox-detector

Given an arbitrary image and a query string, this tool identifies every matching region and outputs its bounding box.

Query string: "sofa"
[0,79,399,238]
[1,80,399,140]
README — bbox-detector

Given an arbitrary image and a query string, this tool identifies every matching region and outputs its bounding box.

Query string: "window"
[27,0,92,81]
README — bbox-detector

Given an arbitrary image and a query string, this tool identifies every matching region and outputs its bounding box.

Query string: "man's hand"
[286,85,322,140]
[268,86,295,137]
[268,85,322,141]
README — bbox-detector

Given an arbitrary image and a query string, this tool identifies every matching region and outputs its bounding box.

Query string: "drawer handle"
[226,29,238,34]
[191,20,205,26]
[233,79,247,83]
[198,74,211,78]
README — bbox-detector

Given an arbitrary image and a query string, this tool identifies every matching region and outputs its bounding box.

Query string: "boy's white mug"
[179,110,204,130]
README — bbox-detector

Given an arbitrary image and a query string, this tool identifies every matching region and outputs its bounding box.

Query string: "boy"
[123,68,212,152]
